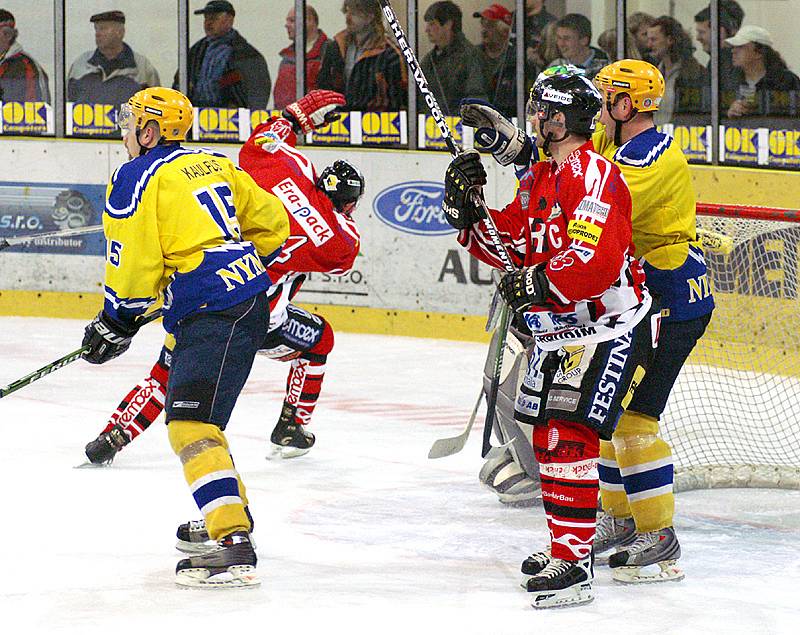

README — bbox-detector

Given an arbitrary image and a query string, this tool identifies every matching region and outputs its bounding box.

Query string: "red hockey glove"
[283,90,346,134]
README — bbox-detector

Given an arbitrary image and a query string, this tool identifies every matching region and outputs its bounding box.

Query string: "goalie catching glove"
[283,90,345,134]
[497,266,550,313]
[82,311,139,364]
[460,99,532,167]
[442,150,487,230]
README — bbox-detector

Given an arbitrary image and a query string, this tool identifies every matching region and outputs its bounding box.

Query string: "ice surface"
[0,317,798,634]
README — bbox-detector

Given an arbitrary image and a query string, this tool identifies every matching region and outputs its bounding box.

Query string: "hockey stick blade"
[428,388,485,459]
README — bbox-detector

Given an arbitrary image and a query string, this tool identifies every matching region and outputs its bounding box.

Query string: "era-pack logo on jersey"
[271,178,334,246]
[373,181,455,236]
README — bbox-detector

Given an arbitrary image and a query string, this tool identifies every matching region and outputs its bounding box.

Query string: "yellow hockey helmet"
[118,87,193,141]
[593,59,665,112]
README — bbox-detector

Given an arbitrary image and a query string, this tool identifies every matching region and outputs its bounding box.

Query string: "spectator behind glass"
[418,2,486,117]
[694,1,744,92]
[273,4,329,110]
[628,12,656,64]
[726,25,800,118]
[476,3,524,118]
[533,20,559,70]
[524,0,555,65]
[68,11,159,107]
[0,9,50,103]
[550,13,609,79]
[317,0,407,112]
[597,29,643,63]
[179,1,270,109]
[648,16,707,125]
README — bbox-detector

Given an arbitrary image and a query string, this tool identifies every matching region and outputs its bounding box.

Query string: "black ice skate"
[268,402,315,459]
[175,531,258,588]
[520,547,552,585]
[526,556,594,609]
[176,508,255,554]
[593,513,636,562]
[84,423,130,465]
[608,526,684,583]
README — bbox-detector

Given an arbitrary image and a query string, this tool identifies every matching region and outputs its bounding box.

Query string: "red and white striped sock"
[102,357,169,441]
[533,419,600,561]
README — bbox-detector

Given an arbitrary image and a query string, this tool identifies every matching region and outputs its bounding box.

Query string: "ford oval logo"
[373,181,456,236]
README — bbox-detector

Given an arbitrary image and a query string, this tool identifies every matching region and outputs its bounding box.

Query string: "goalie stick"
[0,224,103,251]
[0,310,162,399]
[379,0,516,458]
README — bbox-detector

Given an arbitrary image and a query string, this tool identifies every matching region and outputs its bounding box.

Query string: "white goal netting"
[662,205,800,491]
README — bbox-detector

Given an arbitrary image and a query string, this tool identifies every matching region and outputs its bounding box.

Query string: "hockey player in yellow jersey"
[459,61,714,583]
[587,60,713,582]
[81,86,290,588]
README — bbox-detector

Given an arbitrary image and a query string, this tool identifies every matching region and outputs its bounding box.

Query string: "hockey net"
[662,203,800,491]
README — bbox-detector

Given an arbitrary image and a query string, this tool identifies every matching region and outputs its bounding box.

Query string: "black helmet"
[316,160,365,214]
[528,71,602,138]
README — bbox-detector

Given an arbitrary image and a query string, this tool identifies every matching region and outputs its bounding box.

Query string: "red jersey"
[460,140,650,350]
[239,117,360,330]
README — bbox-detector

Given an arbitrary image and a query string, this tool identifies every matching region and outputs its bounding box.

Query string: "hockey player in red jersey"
[442,71,657,608]
[83,89,363,465]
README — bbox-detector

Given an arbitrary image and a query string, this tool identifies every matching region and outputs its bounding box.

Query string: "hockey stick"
[428,386,485,459]
[0,310,162,399]
[0,224,103,251]
[481,304,511,457]
[379,0,515,276]
[380,0,515,458]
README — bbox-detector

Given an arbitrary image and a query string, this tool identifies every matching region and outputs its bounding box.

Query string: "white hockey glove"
[460,99,531,167]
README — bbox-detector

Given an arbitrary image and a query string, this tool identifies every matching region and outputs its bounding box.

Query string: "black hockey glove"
[442,150,487,230]
[82,311,139,365]
[497,266,550,313]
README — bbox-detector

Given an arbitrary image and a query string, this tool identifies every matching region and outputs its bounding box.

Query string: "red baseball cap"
[0,9,15,28]
[473,4,512,26]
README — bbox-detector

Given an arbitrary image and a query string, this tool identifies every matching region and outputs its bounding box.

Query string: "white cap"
[725,25,774,48]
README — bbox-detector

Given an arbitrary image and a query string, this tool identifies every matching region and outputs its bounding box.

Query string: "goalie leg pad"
[612,411,674,532]
[168,419,251,542]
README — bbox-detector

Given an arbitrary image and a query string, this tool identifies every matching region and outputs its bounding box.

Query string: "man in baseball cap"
[474,3,520,118]
[724,24,773,47]
[194,0,235,16]
[725,24,800,117]
[473,3,512,25]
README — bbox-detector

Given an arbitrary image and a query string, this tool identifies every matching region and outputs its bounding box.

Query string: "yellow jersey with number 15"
[103,143,289,333]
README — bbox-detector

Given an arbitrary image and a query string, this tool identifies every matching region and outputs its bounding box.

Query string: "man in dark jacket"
[419,1,487,116]
[178,1,270,110]
[725,25,800,118]
[317,0,407,112]
[0,9,50,103]
[68,11,160,106]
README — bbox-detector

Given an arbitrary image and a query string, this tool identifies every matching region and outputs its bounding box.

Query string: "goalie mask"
[317,160,365,215]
